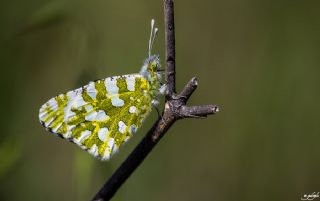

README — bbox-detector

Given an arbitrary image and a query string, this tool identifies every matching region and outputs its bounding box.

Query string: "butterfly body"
[39,19,163,161]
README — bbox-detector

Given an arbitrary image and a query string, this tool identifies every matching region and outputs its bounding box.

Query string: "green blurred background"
[1,0,320,200]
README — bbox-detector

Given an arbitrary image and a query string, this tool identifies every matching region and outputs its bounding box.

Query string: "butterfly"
[39,19,166,161]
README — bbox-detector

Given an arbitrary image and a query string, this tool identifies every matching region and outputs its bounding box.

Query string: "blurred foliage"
[0,0,320,201]
[0,138,22,179]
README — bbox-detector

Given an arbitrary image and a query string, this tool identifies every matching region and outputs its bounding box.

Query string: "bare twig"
[164,0,176,97]
[92,0,219,200]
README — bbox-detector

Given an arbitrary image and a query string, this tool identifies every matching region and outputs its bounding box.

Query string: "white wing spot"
[39,108,47,119]
[118,121,127,134]
[48,98,58,111]
[85,105,93,112]
[105,78,119,94]
[64,109,76,121]
[108,138,115,152]
[86,82,97,99]
[66,90,77,99]
[66,87,82,99]
[75,130,92,145]
[95,110,109,121]
[71,96,87,108]
[111,97,124,107]
[129,106,137,114]
[113,145,119,154]
[88,144,99,157]
[64,92,87,122]
[126,76,135,91]
[102,147,111,161]
[130,96,134,101]
[85,111,98,121]
[129,124,137,133]
[98,127,109,142]
[85,110,109,121]
[65,125,75,138]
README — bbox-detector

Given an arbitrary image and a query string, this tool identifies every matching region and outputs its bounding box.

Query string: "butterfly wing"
[39,74,153,160]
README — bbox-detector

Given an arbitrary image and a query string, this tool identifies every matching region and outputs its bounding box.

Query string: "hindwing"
[39,74,153,160]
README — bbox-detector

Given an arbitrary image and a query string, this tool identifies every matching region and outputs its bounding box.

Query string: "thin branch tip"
[179,77,198,102]
[179,105,219,118]
[191,77,198,86]
[213,105,220,113]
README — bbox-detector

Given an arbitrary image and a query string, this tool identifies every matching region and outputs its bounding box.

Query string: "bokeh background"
[1,0,320,200]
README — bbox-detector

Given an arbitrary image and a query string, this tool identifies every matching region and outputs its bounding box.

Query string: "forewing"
[39,74,153,160]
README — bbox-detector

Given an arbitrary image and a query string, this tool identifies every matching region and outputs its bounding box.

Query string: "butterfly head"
[140,19,163,84]
[147,54,161,73]
[140,54,162,79]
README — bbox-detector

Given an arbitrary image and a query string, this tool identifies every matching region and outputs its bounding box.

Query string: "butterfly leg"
[159,84,167,95]
[154,105,163,119]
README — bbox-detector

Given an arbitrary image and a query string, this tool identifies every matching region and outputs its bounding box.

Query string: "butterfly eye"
[152,63,157,69]
[148,63,155,71]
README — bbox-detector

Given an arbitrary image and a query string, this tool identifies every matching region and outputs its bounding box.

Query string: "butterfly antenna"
[148,19,155,58]
[151,27,158,55]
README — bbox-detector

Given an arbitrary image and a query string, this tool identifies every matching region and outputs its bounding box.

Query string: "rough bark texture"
[92,1,219,200]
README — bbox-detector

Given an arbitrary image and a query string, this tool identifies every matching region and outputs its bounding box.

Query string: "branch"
[165,0,176,97]
[92,1,219,200]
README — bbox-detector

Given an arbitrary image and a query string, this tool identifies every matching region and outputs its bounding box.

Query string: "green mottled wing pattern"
[39,74,153,160]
